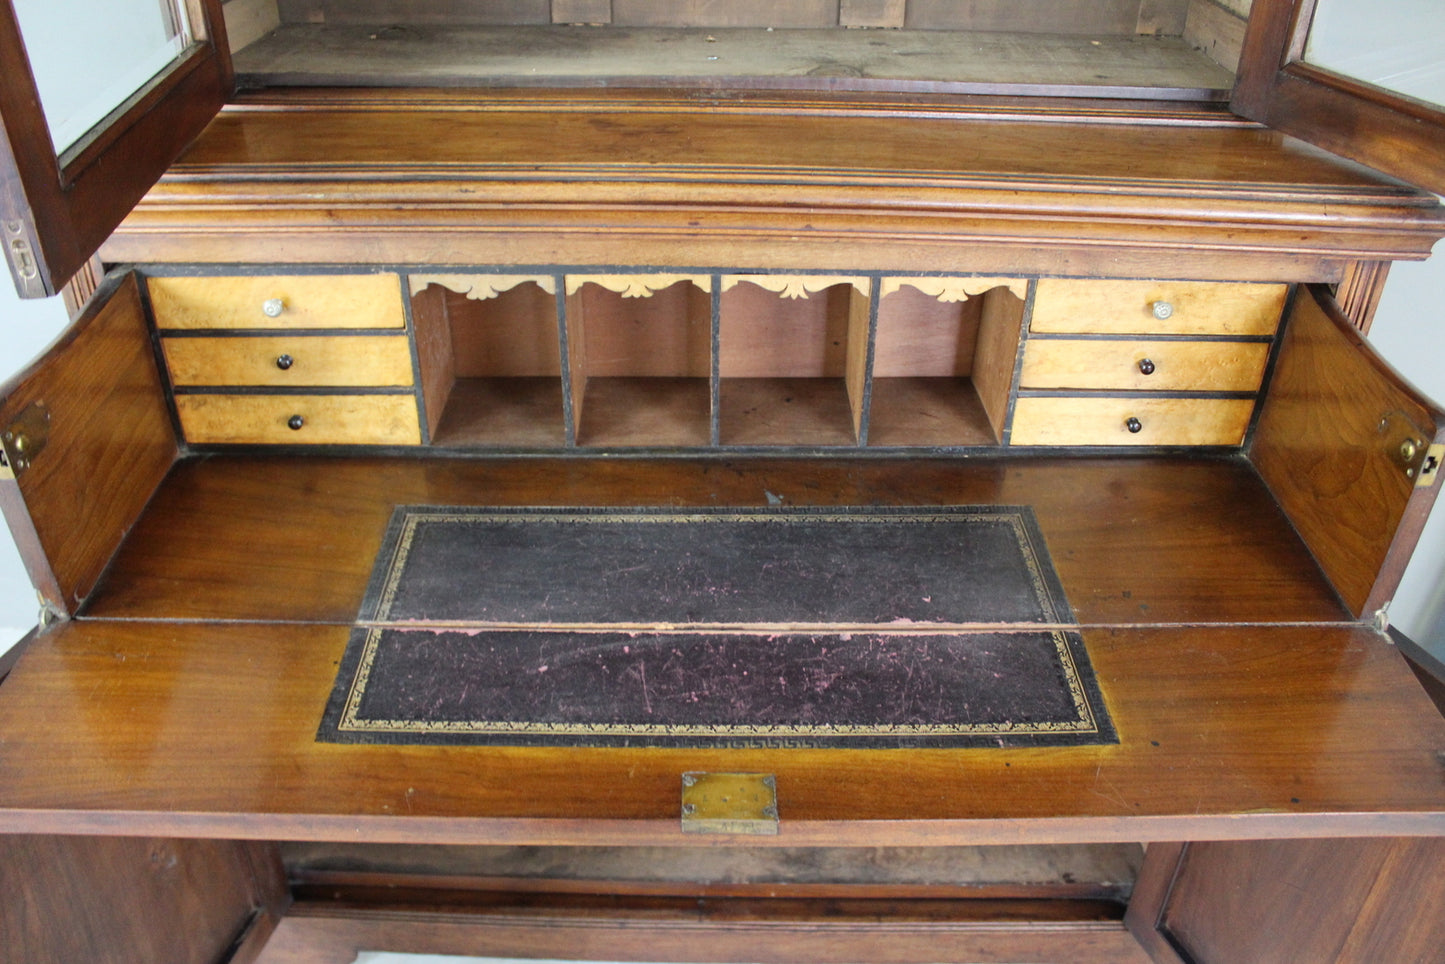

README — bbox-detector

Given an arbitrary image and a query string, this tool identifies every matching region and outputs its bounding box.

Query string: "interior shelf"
[230,24,1235,99]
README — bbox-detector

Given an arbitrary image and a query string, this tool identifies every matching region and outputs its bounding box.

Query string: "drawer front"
[149,274,405,330]
[162,335,415,388]
[1010,396,1256,446]
[1031,281,1287,336]
[175,394,422,445]
[1019,339,1271,392]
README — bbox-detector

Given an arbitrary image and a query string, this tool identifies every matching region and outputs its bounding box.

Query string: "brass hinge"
[681,772,779,836]
[1,401,51,480]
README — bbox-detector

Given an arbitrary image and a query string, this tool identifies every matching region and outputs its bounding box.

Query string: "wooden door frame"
[0,0,231,299]
[1232,0,1445,196]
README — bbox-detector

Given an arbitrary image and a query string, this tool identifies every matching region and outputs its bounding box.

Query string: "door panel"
[1233,0,1445,196]
[1249,284,1445,618]
[0,0,230,298]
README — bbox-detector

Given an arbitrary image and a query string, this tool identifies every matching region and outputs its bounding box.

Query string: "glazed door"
[1233,0,1445,196]
[0,0,230,299]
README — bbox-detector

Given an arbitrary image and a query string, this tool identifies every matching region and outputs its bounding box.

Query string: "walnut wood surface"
[0,835,285,964]
[1158,837,1445,963]
[102,95,1445,276]
[0,619,1441,843]
[281,841,1143,900]
[76,455,1345,626]
[0,275,177,616]
[1251,285,1444,617]
[257,892,1151,964]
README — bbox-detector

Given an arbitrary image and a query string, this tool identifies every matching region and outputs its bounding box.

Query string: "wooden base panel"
[867,376,998,446]
[429,377,567,447]
[718,379,858,446]
[255,892,1152,964]
[576,376,712,447]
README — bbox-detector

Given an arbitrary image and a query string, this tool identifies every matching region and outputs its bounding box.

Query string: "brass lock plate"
[681,772,778,835]
[0,401,50,481]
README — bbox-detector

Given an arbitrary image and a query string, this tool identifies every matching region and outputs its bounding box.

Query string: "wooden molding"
[1334,260,1391,335]
[721,275,869,298]
[879,277,1027,302]
[410,273,557,299]
[566,274,712,297]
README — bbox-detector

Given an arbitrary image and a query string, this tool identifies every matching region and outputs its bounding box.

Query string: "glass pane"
[11,0,191,155]
[1304,0,1445,107]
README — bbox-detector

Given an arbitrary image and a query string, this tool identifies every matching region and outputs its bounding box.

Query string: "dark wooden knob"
[287,415,305,431]
[1126,417,1143,434]
[1138,358,1155,375]
[276,354,294,370]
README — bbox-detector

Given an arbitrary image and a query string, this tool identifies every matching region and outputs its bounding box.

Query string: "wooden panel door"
[0,0,230,298]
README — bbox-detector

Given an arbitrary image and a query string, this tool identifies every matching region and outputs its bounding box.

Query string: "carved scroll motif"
[721,275,870,299]
[565,274,713,297]
[879,277,1028,302]
[408,274,556,299]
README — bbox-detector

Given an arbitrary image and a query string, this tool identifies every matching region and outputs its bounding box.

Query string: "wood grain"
[720,282,853,379]
[1030,280,1287,336]
[408,282,457,439]
[0,621,1441,843]
[0,274,177,616]
[1183,0,1247,73]
[161,334,415,387]
[718,379,857,446]
[148,274,406,330]
[873,286,981,378]
[1009,396,1256,446]
[575,376,711,447]
[1159,838,1445,964]
[973,287,1026,437]
[79,455,1346,626]
[281,841,1143,900]
[1019,339,1270,392]
[0,835,285,964]
[429,377,567,447]
[1250,285,1443,617]
[258,892,1150,964]
[175,393,422,445]
[865,378,996,446]
[105,98,1445,276]
[840,0,905,28]
[571,279,711,378]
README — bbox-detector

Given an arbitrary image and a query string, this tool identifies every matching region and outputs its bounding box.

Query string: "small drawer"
[149,274,405,330]
[1019,339,1271,392]
[1031,280,1287,336]
[174,394,422,445]
[1010,396,1256,446]
[162,335,415,387]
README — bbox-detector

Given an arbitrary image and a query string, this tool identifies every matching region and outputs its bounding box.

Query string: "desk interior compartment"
[565,276,713,448]
[868,278,1026,447]
[410,274,566,448]
[718,276,869,447]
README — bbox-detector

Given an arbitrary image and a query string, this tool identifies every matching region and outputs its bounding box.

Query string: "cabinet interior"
[222,0,1246,99]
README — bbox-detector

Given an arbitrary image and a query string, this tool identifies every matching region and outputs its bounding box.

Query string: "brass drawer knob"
[287,414,305,431]
[276,354,295,370]
[1138,358,1155,375]
[1151,301,1174,320]
[1126,417,1143,434]
[262,298,285,318]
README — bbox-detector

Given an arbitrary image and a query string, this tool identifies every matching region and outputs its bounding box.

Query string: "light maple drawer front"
[162,335,415,387]
[1010,396,1256,446]
[149,274,405,330]
[175,394,422,445]
[1031,281,1287,336]
[1019,340,1271,392]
